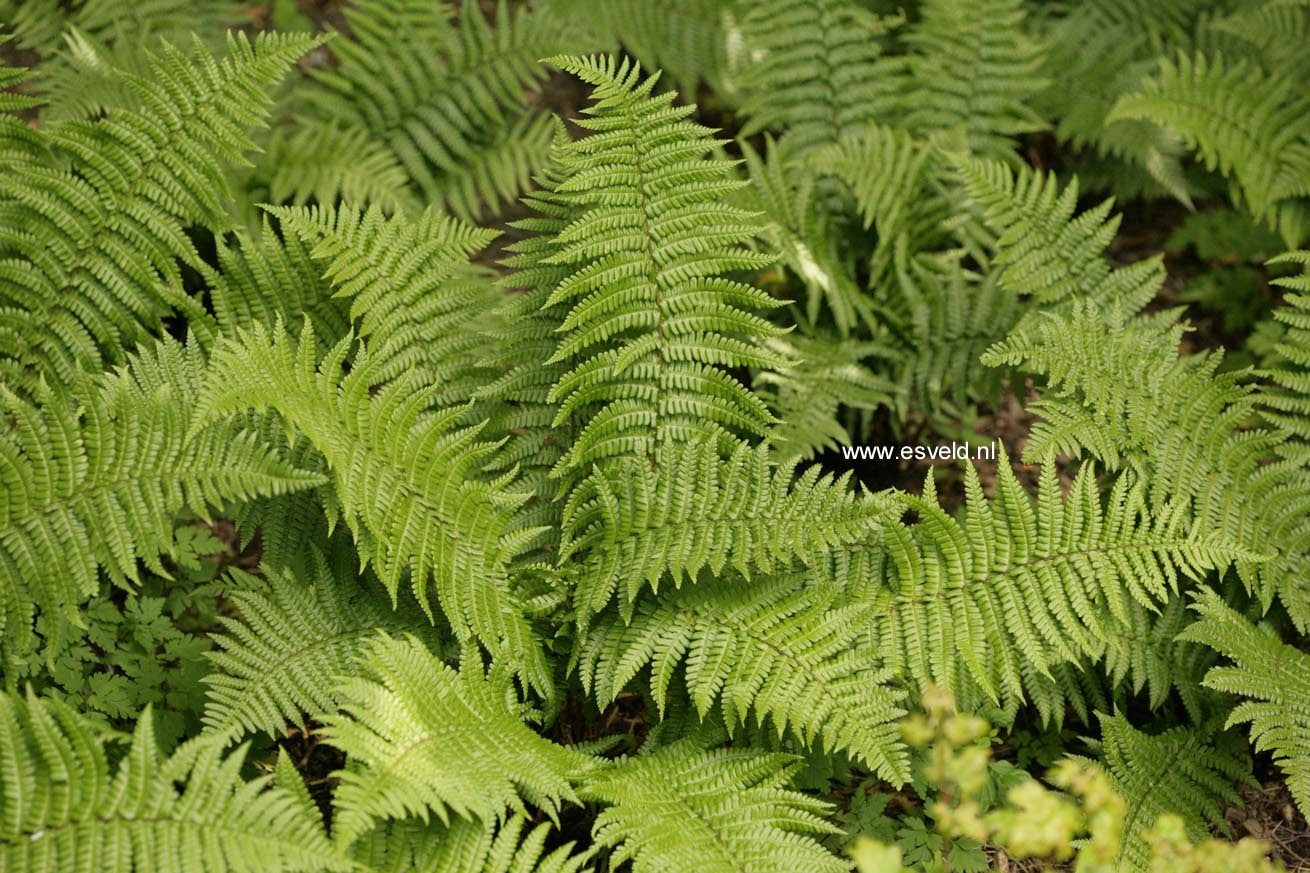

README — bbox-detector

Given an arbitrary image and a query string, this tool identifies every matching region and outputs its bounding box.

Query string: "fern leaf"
[0,32,318,396]
[869,459,1252,710]
[1179,589,1310,819]
[197,322,552,695]
[297,0,575,220]
[0,338,322,654]
[1263,250,1310,449]
[897,0,1049,160]
[1109,52,1310,244]
[1075,713,1252,871]
[0,690,348,872]
[576,572,907,781]
[326,635,595,847]
[736,0,901,157]
[540,54,784,476]
[352,815,592,873]
[203,557,440,744]
[561,437,895,619]
[582,739,847,873]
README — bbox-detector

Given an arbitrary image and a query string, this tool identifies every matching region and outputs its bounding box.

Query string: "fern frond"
[353,814,593,873]
[197,322,552,695]
[0,338,322,654]
[1263,250,1310,449]
[1179,589,1310,819]
[561,437,895,620]
[326,635,594,847]
[577,572,907,781]
[735,0,901,157]
[203,557,440,745]
[262,121,420,217]
[983,303,1308,624]
[0,690,347,872]
[1109,52,1310,244]
[0,31,318,396]
[868,459,1251,710]
[540,54,784,476]
[953,157,1164,311]
[297,0,575,220]
[896,0,1048,161]
[582,739,845,873]
[1076,714,1252,871]
[210,218,351,345]
[266,203,503,395]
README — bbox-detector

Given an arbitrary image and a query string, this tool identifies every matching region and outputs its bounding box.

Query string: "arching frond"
[1179,589,1310,819]
[326,635,595,847]
[576,573,907,781]
[267,203,504,395]
[866,459,1252,712]
[197,323,552,694]
[582,740,847,873]
[0,32,318,396]
[0,690,348,873]
[203,557,440,745]
[0,338,322,654]
[560,438,894,620]
[1109,52,1310,245]
[1263,250,1310,451]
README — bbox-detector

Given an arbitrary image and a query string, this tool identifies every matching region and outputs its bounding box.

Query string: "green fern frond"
[735,0,901,157]
[0,31,318,396]
[0,338,322,654]
[1109,52,1310,245]
[576,572,907,781]
[0,690,348,873]
[869,459,1251,710]
[540,54,784,476]
[261,121,420,217]
[196,322,552,695]
[353,814,593,873]
[1263,250,1310,449]
[1076,714,1252,871]
[983,303,1308,624]
[582,739,847,873]
[210,218,351,346]
[203,557,440,745]
[266,203,504,395]
[895,0,1048,161]
[953,157,1164,311]
[1179,589,1310,819]
[561,437,895,620]
[296,0,576,220]
[326,635,595,847]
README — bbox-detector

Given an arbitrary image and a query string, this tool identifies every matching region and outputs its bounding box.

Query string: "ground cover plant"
[1,0,1310,870]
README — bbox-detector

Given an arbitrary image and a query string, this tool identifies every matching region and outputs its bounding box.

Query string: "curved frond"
[197,322,551,694]
[867,459,1252,711]
[326,635,594,847]
[1179,589,1310,819]
[582,740,847,873]
[353,814,593,873]
[0,32,318,395]
[576,573,907,781]
[203,557,440,744]
[0,338,322,653]
[0,690,347,873]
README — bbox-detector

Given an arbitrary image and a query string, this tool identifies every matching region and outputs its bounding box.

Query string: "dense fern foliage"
[2,1,1310,870]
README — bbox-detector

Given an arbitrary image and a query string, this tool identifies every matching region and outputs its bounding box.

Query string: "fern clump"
[3,2,1310,870]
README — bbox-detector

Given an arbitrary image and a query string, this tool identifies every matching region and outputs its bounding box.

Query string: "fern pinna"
[2,2,1310,871]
